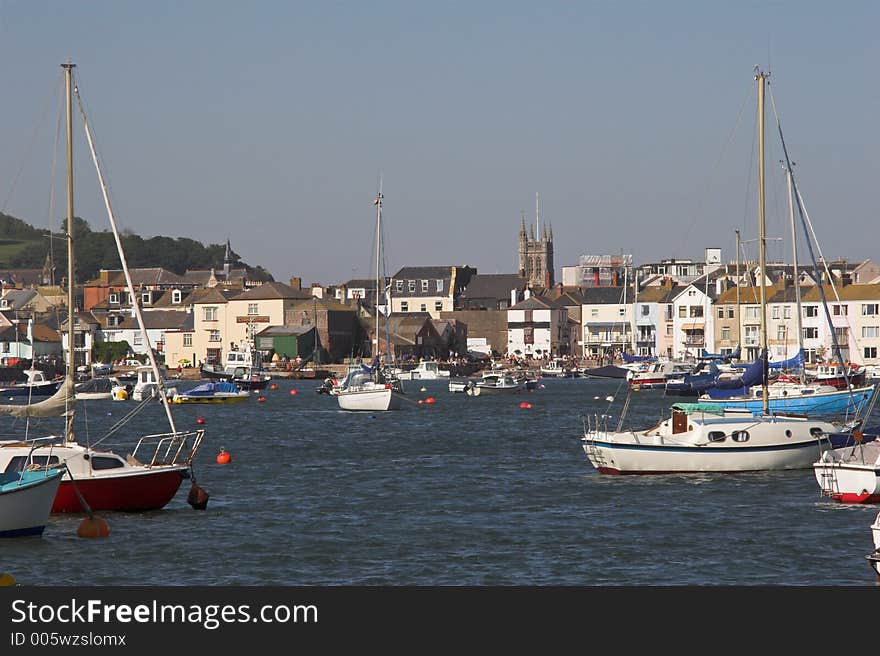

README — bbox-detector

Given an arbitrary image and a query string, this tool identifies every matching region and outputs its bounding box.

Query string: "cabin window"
[172,290,182,304]
[90,456,125,470]
[618,308,625,317]
[809,427,826,438]
[4,455,60,472]
[784,430,792,437]
[109,293,119,304]
[400,301,408,312]
[591,309,598,318]
[731,431,749,443]
[708,431,726,443]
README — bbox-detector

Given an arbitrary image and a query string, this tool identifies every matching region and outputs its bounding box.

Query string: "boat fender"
[187,480,210,510]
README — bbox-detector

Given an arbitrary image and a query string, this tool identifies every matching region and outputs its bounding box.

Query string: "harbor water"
[3,376,877,586]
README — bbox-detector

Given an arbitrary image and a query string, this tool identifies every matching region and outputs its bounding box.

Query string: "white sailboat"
[334,184,403,411]
[581,70,839,474]
[0,62,205,512]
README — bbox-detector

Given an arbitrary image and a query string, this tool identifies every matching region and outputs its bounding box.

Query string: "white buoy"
[605,395,614,402]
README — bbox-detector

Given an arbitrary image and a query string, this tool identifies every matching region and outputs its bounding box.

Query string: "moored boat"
[0,459,62,537]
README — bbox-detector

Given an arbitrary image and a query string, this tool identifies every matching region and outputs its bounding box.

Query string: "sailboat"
[581,70,840,474]
[0,62,204,512]
[333,185,403,411]
[0,440,63,537]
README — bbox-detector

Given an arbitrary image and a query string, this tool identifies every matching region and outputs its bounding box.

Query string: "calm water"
[3,376,878,586]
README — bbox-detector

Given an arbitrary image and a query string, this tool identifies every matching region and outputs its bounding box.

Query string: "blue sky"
[1,1,877,285]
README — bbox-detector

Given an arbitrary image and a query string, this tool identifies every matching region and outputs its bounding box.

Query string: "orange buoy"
[270,383,279,390]
[216,448,232,465]
[77,516,110,539]
[418,399,424,404]
[290,389,298,395]
[425,397,436,404]
[196,417,206,425]
[519,402,532,409]
[0,573,16,586]
[257,396,266,402]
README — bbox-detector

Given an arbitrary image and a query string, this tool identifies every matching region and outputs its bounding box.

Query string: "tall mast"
[62,61,76,443]
[374,180,383,362]
[785,162,805,383]
[735,228,741,353]
[631,264,638,354]
[756,69,769,414]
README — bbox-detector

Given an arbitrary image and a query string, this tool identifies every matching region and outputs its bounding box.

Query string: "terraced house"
[389,266,476,319]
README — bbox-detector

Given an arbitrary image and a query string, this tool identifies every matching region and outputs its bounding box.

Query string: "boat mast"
[735,229,741,354]
[631,264,638,355]
[62,61,76,443]
[756,69,769,415]
[785,162,806,383]
[374,180,383,363]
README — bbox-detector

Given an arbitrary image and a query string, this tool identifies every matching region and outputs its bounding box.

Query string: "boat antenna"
[74,81,179,435]
[62,61,77,443]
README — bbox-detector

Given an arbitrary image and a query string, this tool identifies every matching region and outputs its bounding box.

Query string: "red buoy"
[290,389,298,396]
[257,396,266,402]
[196,417,206,425]
[216,448,231,465]
[519,402,532,409]
[270,383,279,390]
[425,397,436,404]
[77,516,110,538]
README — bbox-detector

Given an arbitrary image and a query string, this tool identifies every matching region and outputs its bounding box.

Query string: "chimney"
[524,288,531,300]
[612,270,619,286]
[841,273,852,287]
[289,277,302,290]
[340,284,348,305]
[511,289,517,307]
[593,268,600,286]
[664,276,673,289]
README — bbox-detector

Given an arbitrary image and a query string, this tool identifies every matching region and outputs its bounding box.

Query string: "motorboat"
[466,372,523,396]
[628,360,694,390]
[74,376,120,400]
[132,365,164,401]
[168,381,250,404]
[539,358,578,378]
[201,339,271,390]
[0,369,61,397]
[813,413,880,503]
[582,401,838,474]
[393,361,449,380]
[805,362,866,390]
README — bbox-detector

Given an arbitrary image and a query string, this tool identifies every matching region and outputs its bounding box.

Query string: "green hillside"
[0,211,274,283]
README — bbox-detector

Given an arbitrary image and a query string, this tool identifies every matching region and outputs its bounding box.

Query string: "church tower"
[517,193,555,288]
[223,238,234,279]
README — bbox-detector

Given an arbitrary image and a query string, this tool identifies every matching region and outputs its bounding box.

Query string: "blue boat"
[0,468,63,538]
[703,383,876,416]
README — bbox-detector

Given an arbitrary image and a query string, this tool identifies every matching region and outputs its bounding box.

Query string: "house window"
[833,304,847,316]
[203,306,217,321]
[717,307,724,319]
[408,280,416,293]
[619,308,625,317]
[209,330,221,342]
[141,292,151,305]
[666,324,673,336]
[420,304,427,312]
[777,326,787,341]
[524,327,534,344]
[744,306,760,320]
[678,306,686,318]
[689,306,703,318]
[395,280,403,293]
[772,306,780,319]
[804,305,819,318]
[248,303,259,315]
[421,280,429,292]
[436,279,443,292]
[727,307,735,319]
[1,343,8,353]
[400,301,408,312]
[109,293,118,304]
[722,328,730,341]
[783,306,791,319]
[865,347,878,359]
[183,334,192,347]
[172,290,182,304]
[591,309,598,318]
[834,327,848,342]
[133,333,143,346]
[862,303,879,316]
[435,301,443,312]
[641,304,649,317]
[862,326,880,339]
[802,327,818,339]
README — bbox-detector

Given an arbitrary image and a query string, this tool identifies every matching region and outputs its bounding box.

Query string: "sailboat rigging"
[581,69,844,475]
[0,62,205,512]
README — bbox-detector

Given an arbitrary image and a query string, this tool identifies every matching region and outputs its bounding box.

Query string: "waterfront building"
[389,266,476,319]
[507,294,570,359]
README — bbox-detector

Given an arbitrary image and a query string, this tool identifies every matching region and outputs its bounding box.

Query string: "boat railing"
[130,429,205,467]
[18,436,63,484]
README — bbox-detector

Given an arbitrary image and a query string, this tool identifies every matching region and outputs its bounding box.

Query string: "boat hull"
[0,381,61,397]
[584,438,825,474]
[704,386,875,415]
[0,470,62,537]
[336,388,400,411]
[172,394,249,404]
[52,467,188,513]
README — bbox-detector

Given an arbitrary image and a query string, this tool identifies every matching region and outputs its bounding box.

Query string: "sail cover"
[0,377,74,418]
[768,348,805,370]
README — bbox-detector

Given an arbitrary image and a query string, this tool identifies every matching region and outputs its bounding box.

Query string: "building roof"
[289,297,356,313]
[459,273,527,300]
[579,286,635,305]
[392,266,457,280]
[0,288,38,310]
[256,325,316,337]
[636,285,684,303]
[231,281,312,301]
[115,311,193,330]
[188,288,239,305]
[88,268,192,287]
[0,269,44,287]
[509,296,565,311]
[801,283,880,302]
